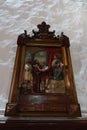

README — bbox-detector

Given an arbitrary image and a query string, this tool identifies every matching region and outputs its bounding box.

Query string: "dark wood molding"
[17,21,70,47]
[0,117,87,130]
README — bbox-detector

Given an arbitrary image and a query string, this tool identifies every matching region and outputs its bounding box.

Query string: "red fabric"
[45,47,61,66]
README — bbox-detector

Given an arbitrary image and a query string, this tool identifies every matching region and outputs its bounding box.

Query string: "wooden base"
[5,94,81,117]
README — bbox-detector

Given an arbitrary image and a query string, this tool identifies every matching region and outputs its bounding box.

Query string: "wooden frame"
[5,21,81,117]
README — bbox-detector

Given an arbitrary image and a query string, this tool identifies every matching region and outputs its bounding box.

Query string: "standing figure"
[33,59,41,93]
[33,60,49,93]
[22,58,34,94]
[52,54,64,80]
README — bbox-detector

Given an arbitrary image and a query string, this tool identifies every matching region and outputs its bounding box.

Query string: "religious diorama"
[5,21,81,117]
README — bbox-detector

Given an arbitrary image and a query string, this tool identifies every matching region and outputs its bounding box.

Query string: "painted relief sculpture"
[20,47,65,94]
[5,21,81,117]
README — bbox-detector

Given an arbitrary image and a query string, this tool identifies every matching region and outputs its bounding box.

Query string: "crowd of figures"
[20,53,64,94]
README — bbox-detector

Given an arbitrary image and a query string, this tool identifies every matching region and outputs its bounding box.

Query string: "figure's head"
[26,57,31,63]
[54,54,61,60]
[34,59,39,65]
[53,55,57,59]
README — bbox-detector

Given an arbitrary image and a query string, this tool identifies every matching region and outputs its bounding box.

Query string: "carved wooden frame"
[5,21,81,117]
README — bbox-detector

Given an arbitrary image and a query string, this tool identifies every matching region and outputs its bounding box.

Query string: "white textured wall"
[0,0,87,116]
